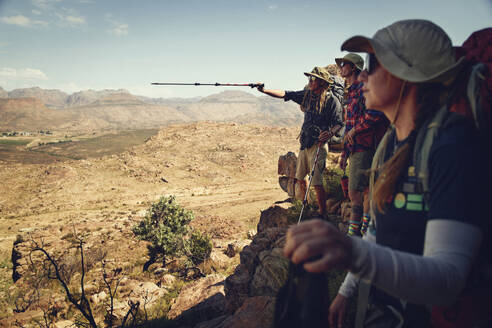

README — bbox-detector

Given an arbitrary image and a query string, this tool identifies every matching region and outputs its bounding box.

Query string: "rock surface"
[256,205,291,234]
[224,204,292,319]
[168,274,226,325]
[278,152,297,197]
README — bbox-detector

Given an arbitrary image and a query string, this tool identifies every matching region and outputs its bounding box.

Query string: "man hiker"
[255,66,344,217]
[335,53,389,236]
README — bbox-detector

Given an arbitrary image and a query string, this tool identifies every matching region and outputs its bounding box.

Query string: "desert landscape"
[0,86,350,327]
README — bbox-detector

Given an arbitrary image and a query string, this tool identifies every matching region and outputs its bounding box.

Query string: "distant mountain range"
[0,86,302,132]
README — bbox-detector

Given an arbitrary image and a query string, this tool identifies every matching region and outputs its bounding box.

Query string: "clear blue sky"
[0,0,491,98]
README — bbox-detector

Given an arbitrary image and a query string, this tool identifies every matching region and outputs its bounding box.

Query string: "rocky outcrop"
[278,151,297,198]
[217,204,293,328]
[167,205,292,328]
[256,205,290,233]
[168,274,226,325]
[224,227,289,315]
[196,296,276,328]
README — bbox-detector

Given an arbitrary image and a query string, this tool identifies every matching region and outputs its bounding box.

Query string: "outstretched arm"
[255,84,286,98]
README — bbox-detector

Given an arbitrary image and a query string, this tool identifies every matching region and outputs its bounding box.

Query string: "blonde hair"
[300,80,331,114]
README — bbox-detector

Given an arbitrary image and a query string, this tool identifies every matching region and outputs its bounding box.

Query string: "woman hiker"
[284,19,490,327]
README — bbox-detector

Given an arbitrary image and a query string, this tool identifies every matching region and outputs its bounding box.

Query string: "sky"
[0,0,491,99]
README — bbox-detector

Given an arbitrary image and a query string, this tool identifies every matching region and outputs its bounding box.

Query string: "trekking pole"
[296,125,341,224]
[297,142,322,225]
[151,82,264,88]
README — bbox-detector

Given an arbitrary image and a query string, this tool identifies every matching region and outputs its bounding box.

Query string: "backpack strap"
[413,105,449,195]
[368,126,395,224]
[467,62,486,131]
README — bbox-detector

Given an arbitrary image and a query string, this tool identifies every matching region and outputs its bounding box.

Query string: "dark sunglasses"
[364,53,379,74]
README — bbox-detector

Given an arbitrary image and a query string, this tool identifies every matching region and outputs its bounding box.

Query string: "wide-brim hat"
[335,53,364,71]
[341,19,465,83]
[303,66,334,84]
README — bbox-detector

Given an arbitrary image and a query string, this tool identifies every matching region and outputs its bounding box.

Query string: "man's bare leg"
[314,185,327,216]
[297,179,307,201]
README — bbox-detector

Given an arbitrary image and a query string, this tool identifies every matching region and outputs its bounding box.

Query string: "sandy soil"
[0,122,302,322]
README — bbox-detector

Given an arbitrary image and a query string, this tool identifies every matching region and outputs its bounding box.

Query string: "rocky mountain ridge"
[0,87,302,131]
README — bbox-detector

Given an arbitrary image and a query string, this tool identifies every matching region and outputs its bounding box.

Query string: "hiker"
[335,53,389,236]
[255,67,343,217]
[284,19,491,327]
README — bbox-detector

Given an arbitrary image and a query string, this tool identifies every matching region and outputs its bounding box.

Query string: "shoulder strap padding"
[368,126,394,223]
[467,62,486,130]
[413,105,449,194]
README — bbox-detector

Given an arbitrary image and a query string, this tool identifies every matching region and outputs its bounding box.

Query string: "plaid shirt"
[342,81,388,158]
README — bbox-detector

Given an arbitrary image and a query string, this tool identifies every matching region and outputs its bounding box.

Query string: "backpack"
[331,75,346,106]
[413,28,492,195]
[366,28,492,328]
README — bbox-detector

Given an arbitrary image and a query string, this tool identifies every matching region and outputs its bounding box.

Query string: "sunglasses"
[364,53,379,75]
[340,61,352,68]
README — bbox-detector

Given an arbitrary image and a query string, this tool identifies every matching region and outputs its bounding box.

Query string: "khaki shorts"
[348,150,374,192]
[296,143,328,186]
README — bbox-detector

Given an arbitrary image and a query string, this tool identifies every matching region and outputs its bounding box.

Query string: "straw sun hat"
[303,66,334,84]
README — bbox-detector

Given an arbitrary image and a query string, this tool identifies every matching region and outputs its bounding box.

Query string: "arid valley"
[1,87,338,327]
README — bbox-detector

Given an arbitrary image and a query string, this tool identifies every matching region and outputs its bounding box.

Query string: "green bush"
[185,231,212,266]
[133,196,211,270]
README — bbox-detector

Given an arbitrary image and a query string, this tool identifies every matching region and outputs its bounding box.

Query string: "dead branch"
[120,300,140,328]
[29,230,98,328]
[101,260,124,328]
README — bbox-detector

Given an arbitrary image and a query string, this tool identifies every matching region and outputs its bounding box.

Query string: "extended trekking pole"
[151,82,264,88]
[297,142,322,225]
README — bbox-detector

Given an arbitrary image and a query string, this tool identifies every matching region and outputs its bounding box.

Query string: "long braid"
[373,83,443,213]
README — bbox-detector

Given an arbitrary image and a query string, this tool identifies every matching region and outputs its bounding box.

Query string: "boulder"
[224,227,287,314]
[168,274,226,325]
[246,229,256,240]
[224,244,236,258]
[54,320,74,328]
[158,274,176,288]
[250,248,289,297]
[194,296,275,328]
[278,176,296,197]
[256,206,291,234]
[90,291,108,305]
[278,152,297,198]
[220,296,275,328]
[277,152,297,177]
